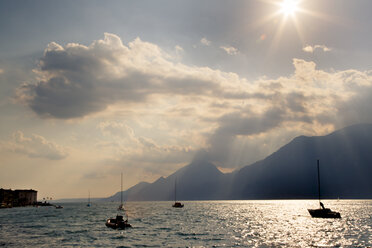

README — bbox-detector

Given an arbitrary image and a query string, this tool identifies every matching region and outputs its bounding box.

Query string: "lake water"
[0,200,371,247]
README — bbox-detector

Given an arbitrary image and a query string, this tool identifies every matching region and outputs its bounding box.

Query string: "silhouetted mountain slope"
[232,123,372,199]
[128,160,228,201]
[103,181,150,202]
[105,123,372,201]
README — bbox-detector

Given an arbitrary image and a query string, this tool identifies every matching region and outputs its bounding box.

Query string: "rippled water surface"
[0,200,371,247]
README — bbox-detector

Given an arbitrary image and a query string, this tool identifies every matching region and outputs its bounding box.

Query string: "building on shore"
[0,188,37,208]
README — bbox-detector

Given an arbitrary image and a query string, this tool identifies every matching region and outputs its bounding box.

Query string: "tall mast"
[175,178,177,203]
[317,159,321,205]
[121,172,123,205]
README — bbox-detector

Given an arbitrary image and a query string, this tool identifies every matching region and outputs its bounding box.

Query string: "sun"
[279,0,299,16]
[255,0,321,52]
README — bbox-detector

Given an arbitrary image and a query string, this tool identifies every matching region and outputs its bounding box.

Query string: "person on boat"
[320,202,325,209]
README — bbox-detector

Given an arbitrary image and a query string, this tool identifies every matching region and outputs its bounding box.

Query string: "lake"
[0,200,371,247]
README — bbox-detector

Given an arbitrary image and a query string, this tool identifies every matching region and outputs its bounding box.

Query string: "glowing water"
[0,200,371,247]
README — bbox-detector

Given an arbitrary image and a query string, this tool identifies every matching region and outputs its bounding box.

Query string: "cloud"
[16,33,246,119]
[200,59,372,167]
[334,70,372,126]
[1,131,68,160]
[14,33,372,169]
[96,121,197,175]
[220,46,238,55]
[303,44,331,53]
[98,121,136,141]
[200,37,211,46]
[174,45,184,59]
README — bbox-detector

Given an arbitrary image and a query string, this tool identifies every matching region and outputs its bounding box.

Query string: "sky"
[0,0,371,199]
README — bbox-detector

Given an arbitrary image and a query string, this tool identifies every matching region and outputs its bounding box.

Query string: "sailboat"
[117,173,125,211]
[106,172,132,229]
[308,160,341,218]
[87,191,91,207]
[172,178,184,208]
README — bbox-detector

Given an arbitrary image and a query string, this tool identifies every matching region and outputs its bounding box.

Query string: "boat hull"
[105,217,132,229]
[308,208,341,218]
[172,202,184,208]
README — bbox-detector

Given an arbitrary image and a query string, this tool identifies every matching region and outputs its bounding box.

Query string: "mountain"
[104,123,372,201]
[106,160,230,201]
[232,123,372,199]
[102,181,150,202]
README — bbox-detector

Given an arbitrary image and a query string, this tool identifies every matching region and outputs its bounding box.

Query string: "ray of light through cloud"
[0,0,371,199]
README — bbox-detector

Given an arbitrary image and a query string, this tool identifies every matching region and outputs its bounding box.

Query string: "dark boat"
[172,178,184,208]
[87,191,91,207]
[105,215,132,229]
[117,173,125,211]
[106,173,132,229]
[308,207,341,218]
[308,160,341,218]
[55,205,63,209]
[172,202,184,208]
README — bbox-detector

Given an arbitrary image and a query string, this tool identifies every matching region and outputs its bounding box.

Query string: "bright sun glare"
[279,0,299,16]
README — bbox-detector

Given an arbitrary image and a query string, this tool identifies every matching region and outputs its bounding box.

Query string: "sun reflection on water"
[0,200,370,247]
[206,199,371,247]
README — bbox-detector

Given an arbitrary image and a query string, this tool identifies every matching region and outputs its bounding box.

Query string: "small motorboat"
[105,215,132,229]
[55,205,63,209]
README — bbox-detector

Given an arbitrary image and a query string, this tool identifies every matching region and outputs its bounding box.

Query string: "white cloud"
[16,33,245,119]
[98,121,136,141]
[97,120,197,167]
[201,59,372,167]
[1,131,68,160]
[303,44,332,53]
[200,37,211,46]
[14,33,372,168]
[174,45,184,59]
[220,46,238,55]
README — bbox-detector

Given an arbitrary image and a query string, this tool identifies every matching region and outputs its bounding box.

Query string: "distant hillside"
[232,123,372,199]
[104,123,372,201]
[103,160,231,201]
[102,181,150,202]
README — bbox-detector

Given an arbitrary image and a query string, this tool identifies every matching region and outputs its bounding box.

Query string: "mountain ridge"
[104,123,372,201]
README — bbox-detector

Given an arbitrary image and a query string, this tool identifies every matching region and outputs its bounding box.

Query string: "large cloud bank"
[16,33,372,167]
[16,33,247,119]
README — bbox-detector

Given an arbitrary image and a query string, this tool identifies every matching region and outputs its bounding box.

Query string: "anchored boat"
[308,160,341,218]
[117,173,125,211]
[172,178,184,208]
[105,215,132,229]
[106,172,132,229]
[87,191,91,207]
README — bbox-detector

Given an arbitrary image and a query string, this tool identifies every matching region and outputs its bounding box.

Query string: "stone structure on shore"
[0,188,37,208]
